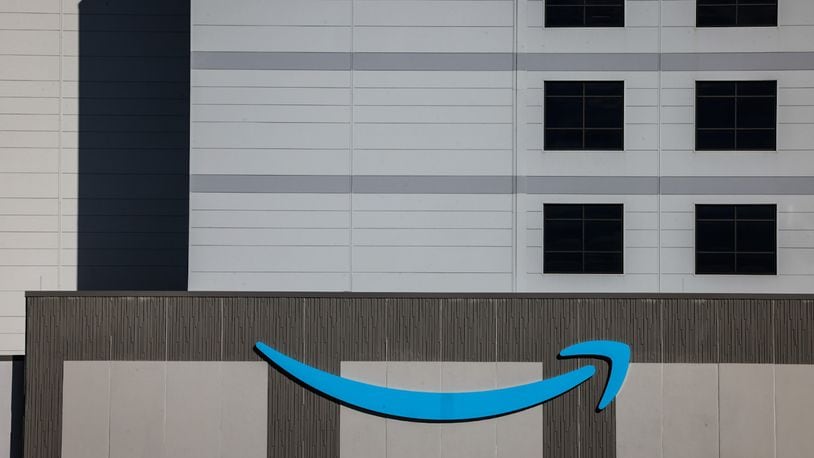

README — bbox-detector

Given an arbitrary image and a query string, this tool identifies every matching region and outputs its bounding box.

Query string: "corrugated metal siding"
[25,294,814,458]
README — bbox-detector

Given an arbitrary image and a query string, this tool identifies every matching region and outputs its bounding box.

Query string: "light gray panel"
[523,176,659,195]
[109,362,165,458]
[615,363,662,458]
[662,52,814,71]
[165,362,222,458]
[662,364,718,458]
[61,361,110,458]
[775,365,814,458]
[719,364,774,458]
[0,362,10,457]
[661,176,814,195]
[221,362,268,458]
[521,53,659,71]
[495,363,543,458]
[339,362,387,458]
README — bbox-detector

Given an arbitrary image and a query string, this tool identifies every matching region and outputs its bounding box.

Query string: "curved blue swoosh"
[256,340,629,422]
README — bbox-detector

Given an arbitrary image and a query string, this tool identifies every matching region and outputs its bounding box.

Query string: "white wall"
[189,0,814,294]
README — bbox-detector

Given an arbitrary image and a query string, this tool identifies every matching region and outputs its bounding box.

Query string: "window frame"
[544,0,626,28]
[694,80,777,152]
[696,0,778,28]
[543,80,626,152]
[694,203,777,276]
[543,203,625,274]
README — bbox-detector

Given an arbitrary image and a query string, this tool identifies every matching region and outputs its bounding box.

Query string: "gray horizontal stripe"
[520,53,659,71]
[192,51,814,72]
[193,175,814,195]
[660,176,814,195]
[522,176,659,195]
[661,52,814,71]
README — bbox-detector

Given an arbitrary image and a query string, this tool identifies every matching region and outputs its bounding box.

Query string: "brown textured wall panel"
[167,296,222,360]
[388,297,441,361]
[719,299,773,363]
[110,297,167,360]
[663,298,718,363]
[441,298,496,362]
[775,299,814,364]
[24,294,814,458]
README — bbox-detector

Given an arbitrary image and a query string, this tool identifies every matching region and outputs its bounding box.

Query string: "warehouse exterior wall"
[24,293,814,458]
[189,0,814,294]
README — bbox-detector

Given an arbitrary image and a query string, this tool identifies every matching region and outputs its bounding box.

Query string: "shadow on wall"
[77,0,190,290]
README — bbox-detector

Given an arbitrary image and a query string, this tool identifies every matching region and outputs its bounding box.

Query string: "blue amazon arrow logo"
[255,339,630,422]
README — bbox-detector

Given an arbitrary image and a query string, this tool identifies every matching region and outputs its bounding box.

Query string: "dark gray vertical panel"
[110,296,167,360]
[388,297,441,361]
[440,298,496,362]
[775,299,814,364]
[578,298,661,362]
[25,296,64,458]
[719,299,773,363]
[539,298,580,458]
[303,296,387,457]
[497,298,544,362]
[663,298,718,363]
[167,296,222,361]
[62,296,111,361]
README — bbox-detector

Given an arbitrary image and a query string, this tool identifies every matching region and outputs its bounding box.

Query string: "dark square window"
[546,0,625,27]
[545,81,624,151]
[697,0,778,27]
[695,204,776,275]
[544,204,624,274]
[696,81,776,151]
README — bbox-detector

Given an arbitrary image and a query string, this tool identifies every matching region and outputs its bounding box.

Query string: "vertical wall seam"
[348,0,355,293]
[657,0,663,293]
[511,0,519,293]
[56,0,64,294]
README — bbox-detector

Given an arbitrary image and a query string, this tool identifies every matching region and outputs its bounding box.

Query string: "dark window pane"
[584,220,623,251]
[737,81,776,96]
[697,98,736,128]
[736,130,775,150]
[585,81,624,96]
[546,98,583,128]
[584,204,622,219]
[544,252,583,273]
[545,6,584,27]
[697,220,735,251]
[545,204,582,219]
[545,129,583,149]
[737,221,775,252]
[585,6,624,26]
[736,253,776,274]
[584,253,622,273]
[697,205,735,219]
[544,220,583,251]
[697,129,736,150]
[585,97,623,128]
[697,253,736,274]
[736,205,774,219]
[585,129,623,150]
[546,0,582,5]
[698,6,737,26]
[738,5,778,27]
[546,81,583,96]
[737,98,775,128]
[697,81,737,96]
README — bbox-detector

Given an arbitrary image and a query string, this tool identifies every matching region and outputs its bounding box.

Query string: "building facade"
[3,0,814,457]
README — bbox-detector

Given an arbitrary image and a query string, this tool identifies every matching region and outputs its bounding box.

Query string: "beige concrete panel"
[109,361,165,458]
[165,362,221,458]
[61,361,110,458]
[0,362,11,457]
[340,362,387,458]
[221,362,268,458]
[441,362,497,458]
[387,362,442,458]
[616,363,663,458]
[662,364,718,458]
[776,365,814,458]
[719,364,775,458]
[495,362,543,458]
